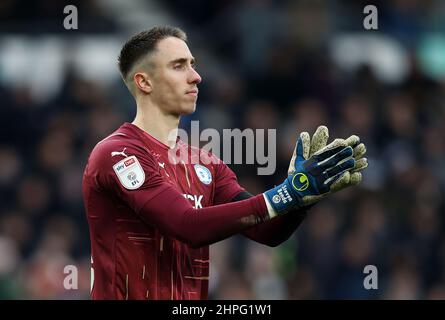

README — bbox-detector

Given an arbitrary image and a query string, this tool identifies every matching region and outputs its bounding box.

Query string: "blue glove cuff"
[264,178,302,214]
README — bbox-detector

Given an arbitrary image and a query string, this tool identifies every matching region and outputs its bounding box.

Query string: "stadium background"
[1,0,445,299]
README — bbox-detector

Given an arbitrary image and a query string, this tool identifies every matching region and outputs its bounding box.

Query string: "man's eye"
[174,65,184,70]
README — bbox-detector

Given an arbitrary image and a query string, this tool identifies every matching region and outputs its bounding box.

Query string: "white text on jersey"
[183,194,203,209]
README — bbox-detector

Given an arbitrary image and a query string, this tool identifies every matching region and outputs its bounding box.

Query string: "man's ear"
[133,72,152,94]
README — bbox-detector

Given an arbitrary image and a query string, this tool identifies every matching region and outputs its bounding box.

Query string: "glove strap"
[264,179,302,214]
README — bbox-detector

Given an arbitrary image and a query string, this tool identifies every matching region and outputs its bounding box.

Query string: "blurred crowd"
[1,0,445,299]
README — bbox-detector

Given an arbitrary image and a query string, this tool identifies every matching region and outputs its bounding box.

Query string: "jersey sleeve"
[87,140,170,214]
[212,160,246,205]
[85,139,269,248]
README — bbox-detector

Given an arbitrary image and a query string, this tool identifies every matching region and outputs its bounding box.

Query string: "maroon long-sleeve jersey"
[82,122,271,300]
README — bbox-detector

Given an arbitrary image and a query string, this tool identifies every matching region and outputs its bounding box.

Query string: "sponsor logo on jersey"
[194,164,212,185]
[111,147,128,158]
[183,194,204,209]
[113,155,145,190]
[124,158,135,166]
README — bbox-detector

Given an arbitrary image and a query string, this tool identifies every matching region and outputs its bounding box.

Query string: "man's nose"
[188,68,202,85]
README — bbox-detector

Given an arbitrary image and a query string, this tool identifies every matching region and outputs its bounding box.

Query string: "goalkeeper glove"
[308,126,368,192]
[264,134,355,216]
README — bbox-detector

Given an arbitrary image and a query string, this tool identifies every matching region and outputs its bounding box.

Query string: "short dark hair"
[118,26,187,80]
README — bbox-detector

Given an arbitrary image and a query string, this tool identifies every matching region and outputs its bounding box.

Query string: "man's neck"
[132,102,180,149]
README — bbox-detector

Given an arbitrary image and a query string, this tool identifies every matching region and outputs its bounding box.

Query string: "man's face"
[148,37,202,115]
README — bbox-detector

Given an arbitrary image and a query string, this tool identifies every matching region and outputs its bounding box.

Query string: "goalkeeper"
[82,26,368,300]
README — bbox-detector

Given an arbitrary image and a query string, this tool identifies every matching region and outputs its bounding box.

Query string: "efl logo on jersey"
[194,164,212,185]
[124,158,135,167]
[113,155,145,190]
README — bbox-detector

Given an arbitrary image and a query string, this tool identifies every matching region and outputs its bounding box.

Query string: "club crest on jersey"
[112,155,145,190]
[194,164,212,185]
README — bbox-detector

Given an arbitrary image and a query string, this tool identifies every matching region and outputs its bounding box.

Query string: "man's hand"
[309,126,368,192]
[288,125,368,192]
[264,134,355,216]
